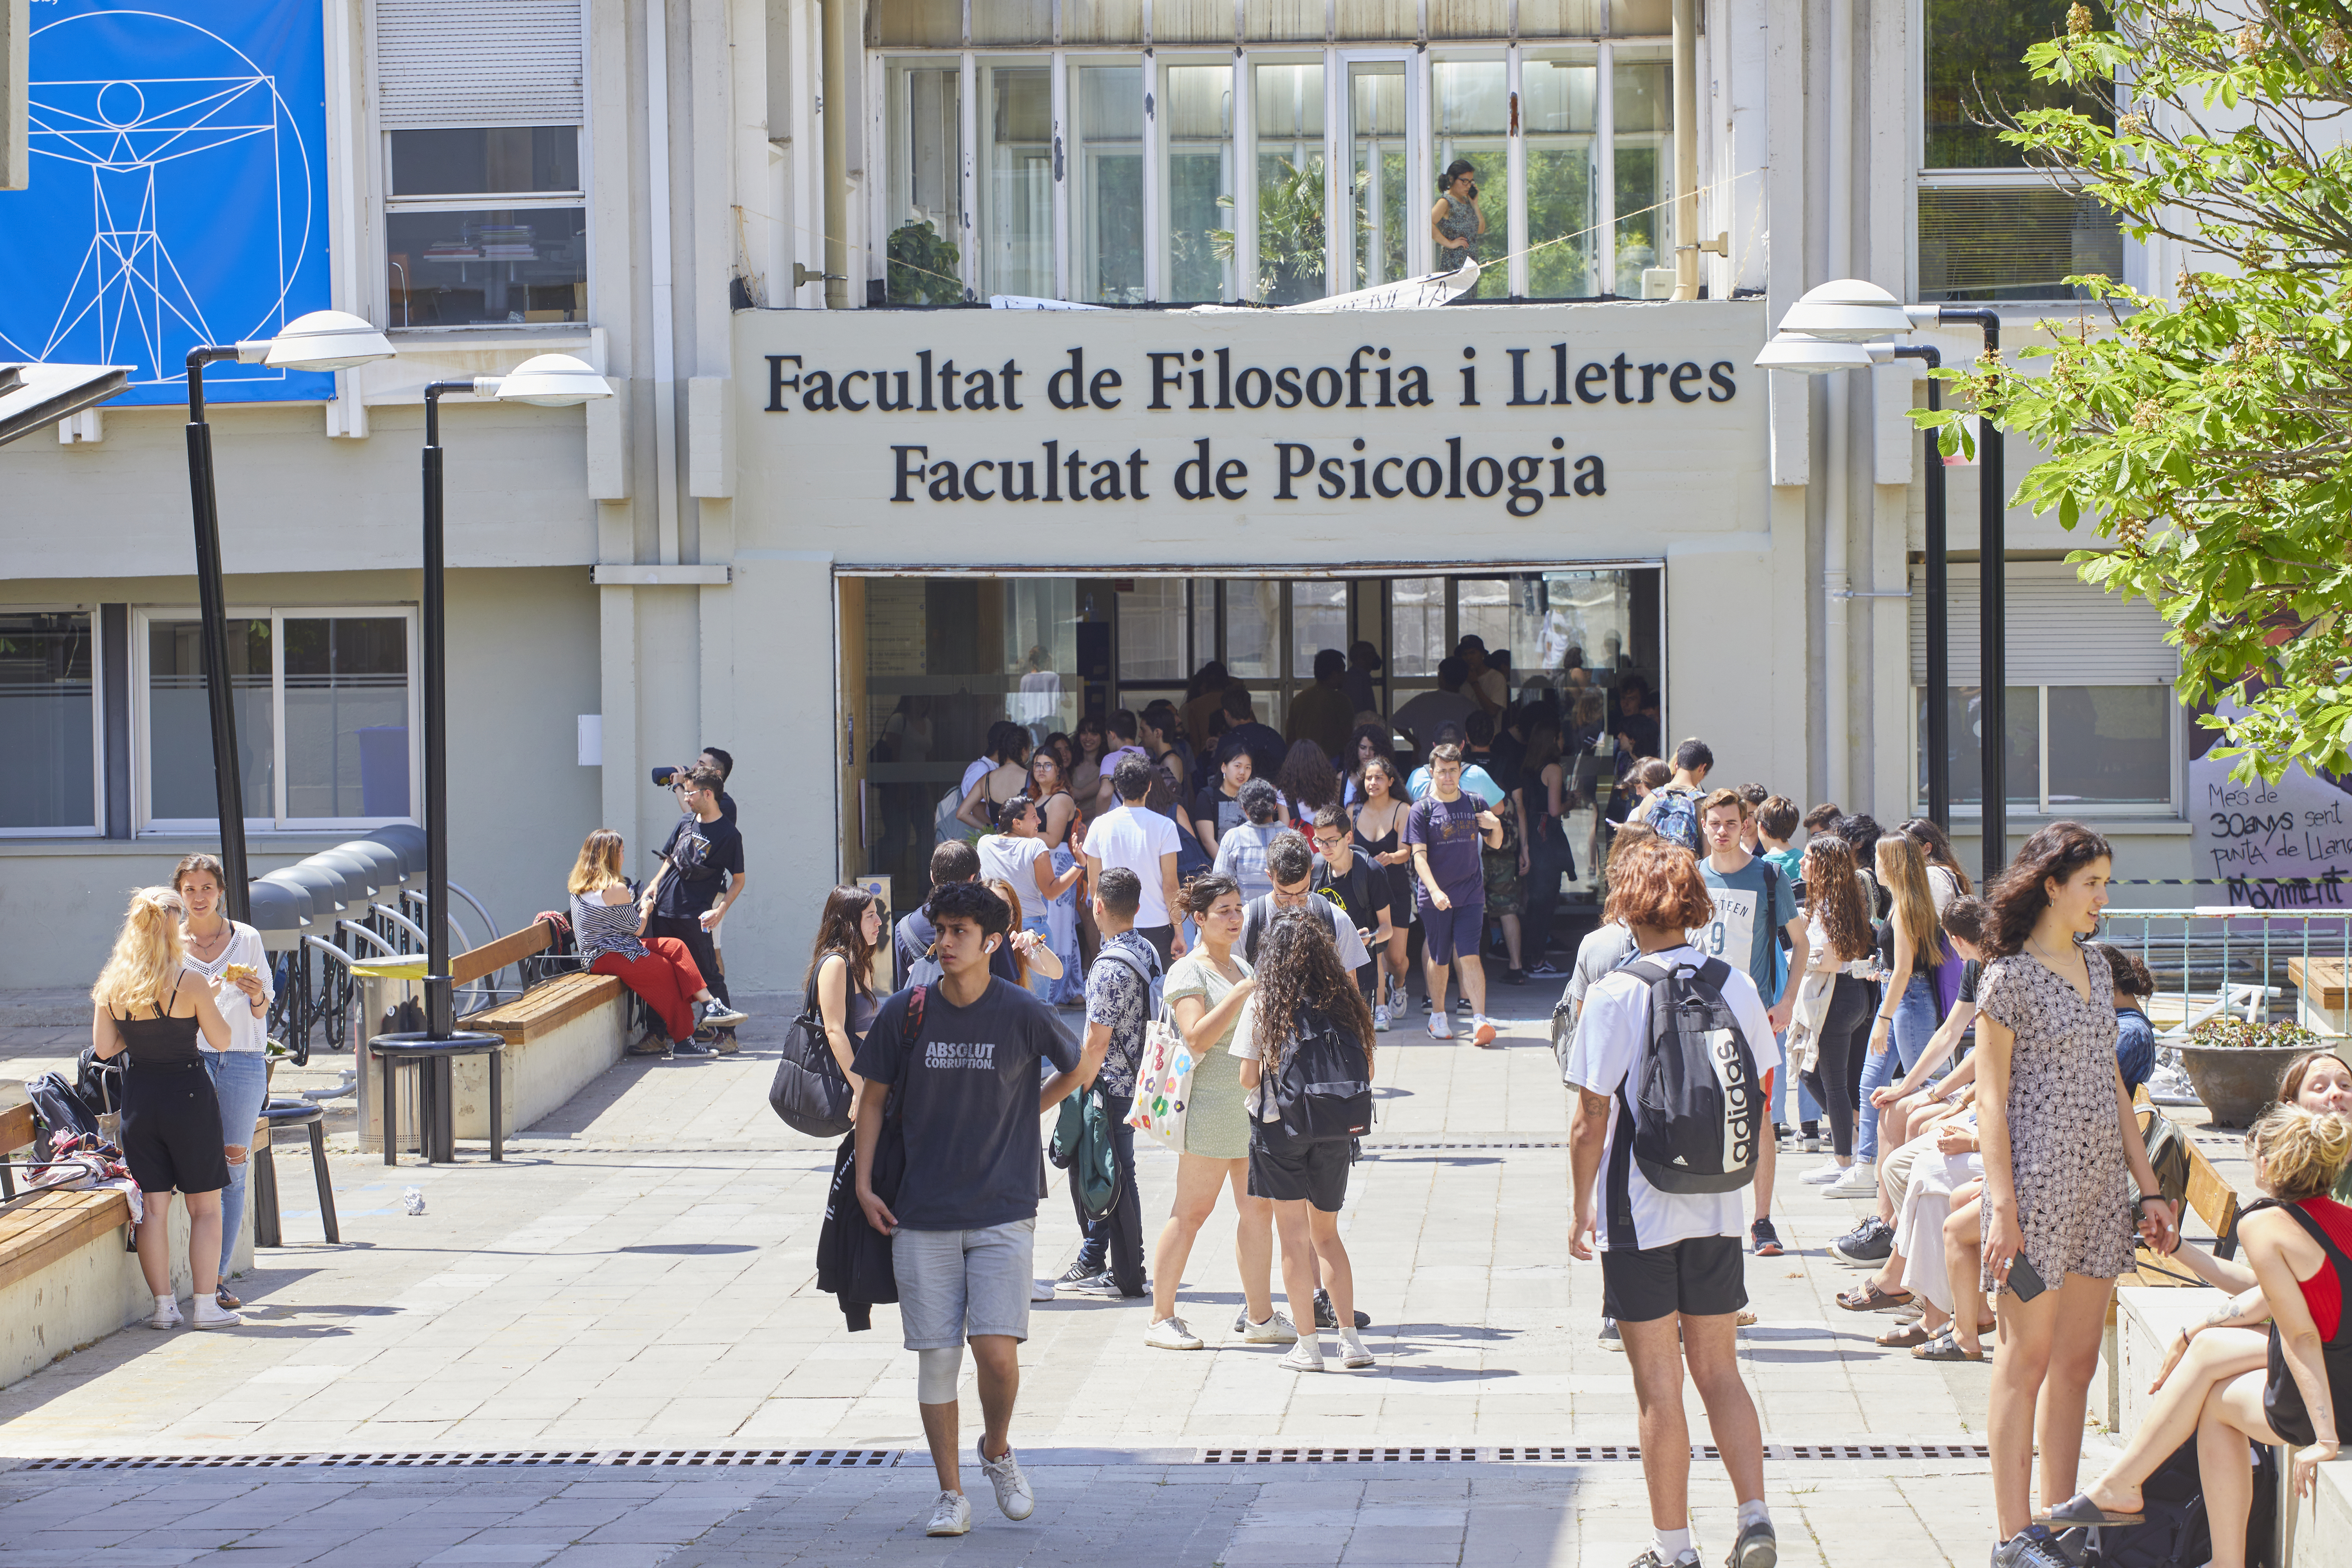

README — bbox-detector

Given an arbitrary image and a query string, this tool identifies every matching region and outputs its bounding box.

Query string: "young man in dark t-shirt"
[1405,744,1504,1046]
[853,881,1096,1539]
[1308,808,1393,1015]
[639,765,749,1053]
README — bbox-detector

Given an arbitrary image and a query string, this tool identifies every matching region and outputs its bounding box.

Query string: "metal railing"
[266,879,518,1060]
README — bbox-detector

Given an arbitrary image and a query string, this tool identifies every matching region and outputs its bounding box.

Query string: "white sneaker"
[189,1297,242,1330]
[1240,1311,1301,1345]
[1280,1339,1327,1372]
[1470,1015,1498,1047]
[146,1297,183,1330]
[1373,1004,1392,1033]
[1799,1162,1847,1185]
[1427,1013,1454,1040]
[1031,1277,1058,1302]
[924,1490,971,1536]
[1146,1316,1205,1350]
[1825,1162,1879,1198]
[978,1442,1034,1520]
[1338,1327,1374,1369]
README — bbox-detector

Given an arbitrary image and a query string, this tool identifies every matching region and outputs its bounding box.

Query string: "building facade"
[0,0,2209,990]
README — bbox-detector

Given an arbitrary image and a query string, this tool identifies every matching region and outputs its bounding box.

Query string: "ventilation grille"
[1201,1446,1481,1464]
[1360,1140,1572,1152]
[1208,1442,1992,1465]
[13,1449,897,1472]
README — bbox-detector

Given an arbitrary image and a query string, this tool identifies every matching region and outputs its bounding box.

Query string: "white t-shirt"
[1563,942,1780,1252]
[978,834,1049,904]
[961,755,995,799]
[1086,804,1180,927]
[183,922,273,1054]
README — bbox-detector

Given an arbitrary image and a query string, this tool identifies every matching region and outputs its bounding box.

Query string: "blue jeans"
[202,1050,270,1279]
[1022,914,1055,1001]
[1856,975,1937,1163]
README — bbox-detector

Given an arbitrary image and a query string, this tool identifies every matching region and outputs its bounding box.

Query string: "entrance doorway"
[843,566,1662,904]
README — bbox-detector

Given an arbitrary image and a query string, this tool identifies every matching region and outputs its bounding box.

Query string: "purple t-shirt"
[1405,789,1489,909]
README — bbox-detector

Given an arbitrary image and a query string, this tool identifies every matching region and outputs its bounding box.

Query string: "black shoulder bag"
[770,993,856,1137]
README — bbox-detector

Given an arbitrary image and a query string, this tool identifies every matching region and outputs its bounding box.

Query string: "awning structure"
[0,362,131,446]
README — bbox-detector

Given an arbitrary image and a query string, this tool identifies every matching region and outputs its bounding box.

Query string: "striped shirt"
[571,890,647,961]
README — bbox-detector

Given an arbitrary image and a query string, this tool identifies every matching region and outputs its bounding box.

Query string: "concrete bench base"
[361,975,628,1150]
[1,1189,255,1389]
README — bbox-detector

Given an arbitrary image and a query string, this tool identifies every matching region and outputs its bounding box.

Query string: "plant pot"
[2177,1044,2310,1129]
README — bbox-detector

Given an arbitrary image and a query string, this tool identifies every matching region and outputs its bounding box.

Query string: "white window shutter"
[377,0,585,129]
[1909,561,2180,686]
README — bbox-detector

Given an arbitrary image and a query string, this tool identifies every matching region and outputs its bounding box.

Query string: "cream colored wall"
[0,567,603,981]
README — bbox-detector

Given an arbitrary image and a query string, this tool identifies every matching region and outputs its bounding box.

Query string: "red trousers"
[591,938,707,1042]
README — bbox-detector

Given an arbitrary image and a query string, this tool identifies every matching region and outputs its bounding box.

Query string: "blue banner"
[0,0,333,405]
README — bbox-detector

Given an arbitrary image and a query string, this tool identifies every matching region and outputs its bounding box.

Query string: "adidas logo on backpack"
[1606,955,1763,1202]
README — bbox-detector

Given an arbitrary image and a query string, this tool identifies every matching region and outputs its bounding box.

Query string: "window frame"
[1911,680,2184,820]
[0,605,105,840]
[131,605,423,836]
[381,123,591,331]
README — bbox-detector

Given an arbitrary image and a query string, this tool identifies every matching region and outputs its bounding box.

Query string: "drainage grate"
[1201,1446,1481,1464]
[13,1449,898,1472]
[1359,1140,1571,1152]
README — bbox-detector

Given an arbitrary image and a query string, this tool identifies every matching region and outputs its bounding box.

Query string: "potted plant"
[886,216,965,306]
[2178,1017,2321,1128]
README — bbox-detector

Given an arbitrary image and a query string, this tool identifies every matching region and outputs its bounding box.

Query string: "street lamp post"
[417,356,612,1038]
[1758,282,2008,878]
[181,312,395,920]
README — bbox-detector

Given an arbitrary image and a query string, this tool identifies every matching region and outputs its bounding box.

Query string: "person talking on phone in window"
[1431,159,1485,275]
[1971,821,2178,1548]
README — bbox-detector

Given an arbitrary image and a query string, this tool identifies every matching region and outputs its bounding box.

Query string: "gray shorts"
[891,1217,1038,1350]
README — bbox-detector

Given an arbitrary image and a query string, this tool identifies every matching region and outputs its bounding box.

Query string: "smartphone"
[2006,1251,2048,1303]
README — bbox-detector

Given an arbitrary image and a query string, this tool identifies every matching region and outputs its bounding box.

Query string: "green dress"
[1166,951,1255,1160]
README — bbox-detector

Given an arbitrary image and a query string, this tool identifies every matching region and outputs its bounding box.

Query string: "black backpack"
[1261,1005,1374,1147]
[1605,956,1763,1234]
[2069,1435,2275,1568]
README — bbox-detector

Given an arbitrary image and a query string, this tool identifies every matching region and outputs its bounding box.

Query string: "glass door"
[1341,57,1411,292]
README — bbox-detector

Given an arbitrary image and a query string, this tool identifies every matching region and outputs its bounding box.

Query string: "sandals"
[2038,1493,2144,1528]
[1912,1331,1988,1362]
[1875,1322,1932,1349]
[1835,1282,1913,1313]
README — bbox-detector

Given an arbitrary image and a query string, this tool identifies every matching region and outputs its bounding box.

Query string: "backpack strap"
[1604,1080,1640,1248]
[2264,1200,2352,1347]
[884,984,925,1126]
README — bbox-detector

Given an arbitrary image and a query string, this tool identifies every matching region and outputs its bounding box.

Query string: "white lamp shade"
[494,354,612,407]
[1776,279,1914,343]
[1754,332,1877,374]
[264,310,397,371]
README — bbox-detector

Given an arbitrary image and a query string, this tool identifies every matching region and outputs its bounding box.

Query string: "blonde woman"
[569,829,745,1058]
[90,887,243,1330]
[1847,833,1953,1191]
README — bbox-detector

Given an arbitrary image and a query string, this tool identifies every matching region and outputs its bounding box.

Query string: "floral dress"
[1978,944,2135,1294]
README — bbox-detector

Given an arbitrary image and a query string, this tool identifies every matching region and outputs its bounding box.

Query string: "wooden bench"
[2290,955,2349,1037]
[0,1101,35,1199]
[362,921,629,1149]
[0,1184,239,1388]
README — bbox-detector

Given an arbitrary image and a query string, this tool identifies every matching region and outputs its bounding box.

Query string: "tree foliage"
[1929,0,2352,782]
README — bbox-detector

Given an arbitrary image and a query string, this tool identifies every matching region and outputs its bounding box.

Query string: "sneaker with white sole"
[1427,1013,1454,1040]
[1598,1318,1623,1351]
[924,1490,971,1537]
[1830,1217,1895,1266]
[1338,1327,1374,1369]
[189,1297,242,1330]
[1031,1278,1058,1302]
[1238,1310,1300,1345]
[700,1000,751,1029]
[1280,1339,1326,1372]
[1470,1015,1498,1047]
[1799,1162,1847,1185]
[1824,1162,1879,1198]
[1373,1004,1392,1033]
[1146,1316,1204,1350]
[978,1442,1034,1520]
[146,1297,183,1330]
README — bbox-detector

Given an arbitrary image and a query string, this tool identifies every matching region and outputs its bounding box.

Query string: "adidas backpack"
[1605,955,1764,1228]
[1262,1005,1374,1147]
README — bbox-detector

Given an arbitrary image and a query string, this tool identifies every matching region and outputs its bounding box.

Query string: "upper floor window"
[375,0,587,327]
[1919,0,2121,302]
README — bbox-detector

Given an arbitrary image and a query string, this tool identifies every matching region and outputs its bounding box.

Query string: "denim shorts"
[891,1216,1038,1350]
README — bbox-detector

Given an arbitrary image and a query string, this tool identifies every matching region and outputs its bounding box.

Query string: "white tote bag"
[1124,1000,1195,1154]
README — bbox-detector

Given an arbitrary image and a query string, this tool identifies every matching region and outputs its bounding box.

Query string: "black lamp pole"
[1893,344,1948,829]
[183,347,253,923]
[1936,308,2006,882]
[420,379,474,1039]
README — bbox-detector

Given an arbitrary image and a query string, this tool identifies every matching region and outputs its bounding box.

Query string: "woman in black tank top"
[91,887,243,1331]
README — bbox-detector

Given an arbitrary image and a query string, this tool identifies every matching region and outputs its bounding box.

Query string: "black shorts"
[1248,1133,1351,1212]
[1600,1234,1747,1323]
[119,1062,230,1195]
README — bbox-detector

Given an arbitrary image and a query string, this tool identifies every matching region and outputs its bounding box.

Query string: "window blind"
[1908,561,2178,685]
[377,0,585,130]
